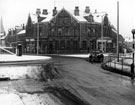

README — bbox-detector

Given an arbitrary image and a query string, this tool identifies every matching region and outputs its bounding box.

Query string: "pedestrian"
[130,62,134,79]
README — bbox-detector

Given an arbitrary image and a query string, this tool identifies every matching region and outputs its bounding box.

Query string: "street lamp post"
[97,13,106,52]
[36,8,41,55]
[117,1,119,62]
[131,29,135,79]
[101,15,104,52]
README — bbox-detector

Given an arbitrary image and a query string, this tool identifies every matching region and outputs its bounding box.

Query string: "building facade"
[6,6,124,54]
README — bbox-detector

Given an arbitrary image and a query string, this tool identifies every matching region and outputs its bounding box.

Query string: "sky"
[0,0,135,39]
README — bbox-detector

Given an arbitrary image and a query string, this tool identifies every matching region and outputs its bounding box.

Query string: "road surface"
[0,56,135,105]
[52,56,135,105]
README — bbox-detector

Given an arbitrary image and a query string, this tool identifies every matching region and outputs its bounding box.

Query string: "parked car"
[89,50,104,62]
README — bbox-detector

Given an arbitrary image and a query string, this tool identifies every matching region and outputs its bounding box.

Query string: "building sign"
[107,40,112,43]
[26,39,29,42]
[30,39,35,41]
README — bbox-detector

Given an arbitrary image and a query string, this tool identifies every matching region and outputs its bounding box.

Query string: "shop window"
[67,40,71,50]
[82,41,87,50]
[49,41,53,50]
[60,40,65,49]
[55,40,59,50]
[73,41,77,49]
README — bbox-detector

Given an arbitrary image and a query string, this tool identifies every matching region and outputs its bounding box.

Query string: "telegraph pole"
[117,1,119,62]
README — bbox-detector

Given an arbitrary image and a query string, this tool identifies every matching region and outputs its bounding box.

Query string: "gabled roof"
[41,8,110,24]
[41,8,88,23]
[41,9,62,23]
[0,34,6,39]
[29,13,47,24]
[17,30,26,35]
[67,10,87,22]
[41,12,55,23]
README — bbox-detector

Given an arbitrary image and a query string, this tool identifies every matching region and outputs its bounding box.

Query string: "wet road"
[0,56,135,105]
[52,56,135,105]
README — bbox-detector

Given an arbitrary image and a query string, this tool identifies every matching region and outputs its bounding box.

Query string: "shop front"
[97,37,112,53]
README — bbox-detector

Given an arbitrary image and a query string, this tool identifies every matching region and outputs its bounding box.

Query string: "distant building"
[0,17,6,46]
[6,6,124,54]
[5,24,26,53]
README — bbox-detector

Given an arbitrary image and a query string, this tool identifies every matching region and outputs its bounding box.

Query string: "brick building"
[6,6,124,54]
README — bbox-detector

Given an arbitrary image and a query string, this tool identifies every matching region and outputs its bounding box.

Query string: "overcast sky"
[0,0,135,38]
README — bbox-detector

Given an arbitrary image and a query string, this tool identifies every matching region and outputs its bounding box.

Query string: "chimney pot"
[74,6,79,16]
[42,9,48,15]
[85,6,90,13]
[53,7,57,16]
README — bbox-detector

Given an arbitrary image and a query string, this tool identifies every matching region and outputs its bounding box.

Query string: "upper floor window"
[71,28,74,36]
[58,28,62,36]
[87,29,90,36]
[58,18,63,25]
[64,17,70,25]
[51,29,55,36]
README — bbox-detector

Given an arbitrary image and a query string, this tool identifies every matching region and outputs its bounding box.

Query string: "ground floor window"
[55,40,59,50]
[82,41,87,50]
[49,41,53,50]
[26,41,35,53]
[67,40,71,50]
[73,41,78,50]
[60,40,65,50]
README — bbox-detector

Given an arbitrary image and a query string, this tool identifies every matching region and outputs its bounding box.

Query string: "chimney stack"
[53,7,57,16]
[74,6,79,16]
[42,9,48,15]
[85,6,90,13]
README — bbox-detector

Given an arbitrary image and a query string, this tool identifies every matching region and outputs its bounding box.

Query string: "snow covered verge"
[0,62,60,80]
[0,62,91,105]
[102,56,133,77]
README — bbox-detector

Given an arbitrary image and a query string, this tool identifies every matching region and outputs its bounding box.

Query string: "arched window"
[51,29,55,36]
[87,29,90,36]
[58,28,62,36]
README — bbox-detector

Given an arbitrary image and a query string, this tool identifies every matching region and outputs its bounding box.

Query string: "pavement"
[0,54,51,62]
